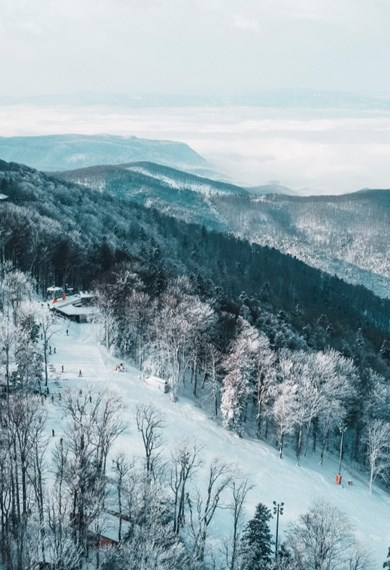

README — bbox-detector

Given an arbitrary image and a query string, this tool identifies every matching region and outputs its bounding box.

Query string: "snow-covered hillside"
[123,163,248,197]
[55,160,390,299]
[46,320,390,567]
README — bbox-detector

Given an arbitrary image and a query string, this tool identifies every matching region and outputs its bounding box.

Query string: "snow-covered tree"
[366,419,390,493]
[272,380,298,459]
[1,268,32,324]
[204,342,223,418]
[101,522,192,570]
[285,500,372,570]
[147,278,214,396]
[274,348,356,463]
[221,368,249,436]
[221,318,261,436]
[13,313,43,393]
[253,333,276,438]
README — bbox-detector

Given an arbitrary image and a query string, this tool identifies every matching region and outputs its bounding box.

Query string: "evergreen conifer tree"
[239,503,273,570]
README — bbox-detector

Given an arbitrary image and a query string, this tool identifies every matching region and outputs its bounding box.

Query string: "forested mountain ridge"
[217,189,390,299]
[0,134,207,172]
[58,162,390,298]
[55,161,248,229]
[121,161,248,196]
[0,158,389,349]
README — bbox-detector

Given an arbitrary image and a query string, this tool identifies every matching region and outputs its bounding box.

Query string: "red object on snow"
[52,297,57,304]
[62,293,66,300]
[335,474,342,485]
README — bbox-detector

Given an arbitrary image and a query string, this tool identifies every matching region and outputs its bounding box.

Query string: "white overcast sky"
[1,0,390,98]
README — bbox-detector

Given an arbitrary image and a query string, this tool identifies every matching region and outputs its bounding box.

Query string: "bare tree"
[58,387,124,561]
[46,486,82,570]
[35,302,60,387]
[170,441,201,534]
[136,404,165,479]
[226,476,253,570]
[112,453,133,541]
[5,396,47,570]
[0,313,14,411]
[189,458,232,564]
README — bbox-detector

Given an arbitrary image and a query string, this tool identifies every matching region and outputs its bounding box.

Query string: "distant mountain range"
[56,161,390,299]
[0,134,207,173]
[246,182,297,196]
[2,89,390,109]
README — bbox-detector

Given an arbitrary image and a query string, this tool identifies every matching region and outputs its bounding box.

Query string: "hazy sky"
[1,0,390,98]
[2,0,390,193]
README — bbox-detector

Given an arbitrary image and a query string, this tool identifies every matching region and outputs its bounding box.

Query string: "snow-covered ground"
[46,321,390,566]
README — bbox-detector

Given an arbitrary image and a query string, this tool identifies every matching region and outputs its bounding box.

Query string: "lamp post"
[273,501,284,558]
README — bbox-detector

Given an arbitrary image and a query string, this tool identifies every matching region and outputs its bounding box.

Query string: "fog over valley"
[2,103,390,194]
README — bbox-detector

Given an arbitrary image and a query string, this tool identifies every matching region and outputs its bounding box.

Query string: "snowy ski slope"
[45,321,390,566]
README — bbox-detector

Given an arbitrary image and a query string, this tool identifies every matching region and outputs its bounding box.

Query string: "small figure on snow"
[49,346,52,355]
[61,365,64,373]
[78,370,82,377]
[52,429,55,437]
[54,347,56,354]
[66,329,69,336]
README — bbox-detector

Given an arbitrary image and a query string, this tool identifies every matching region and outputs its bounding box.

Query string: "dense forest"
[57,160,390,298]
[0,158,389,568]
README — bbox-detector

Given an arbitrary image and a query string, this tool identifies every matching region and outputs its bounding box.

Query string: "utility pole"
[273,501,284,558]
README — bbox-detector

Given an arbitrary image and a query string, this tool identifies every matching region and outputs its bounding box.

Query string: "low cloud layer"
[1,104,390,194]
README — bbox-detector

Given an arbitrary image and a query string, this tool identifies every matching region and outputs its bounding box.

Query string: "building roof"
[50,294,97,317]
